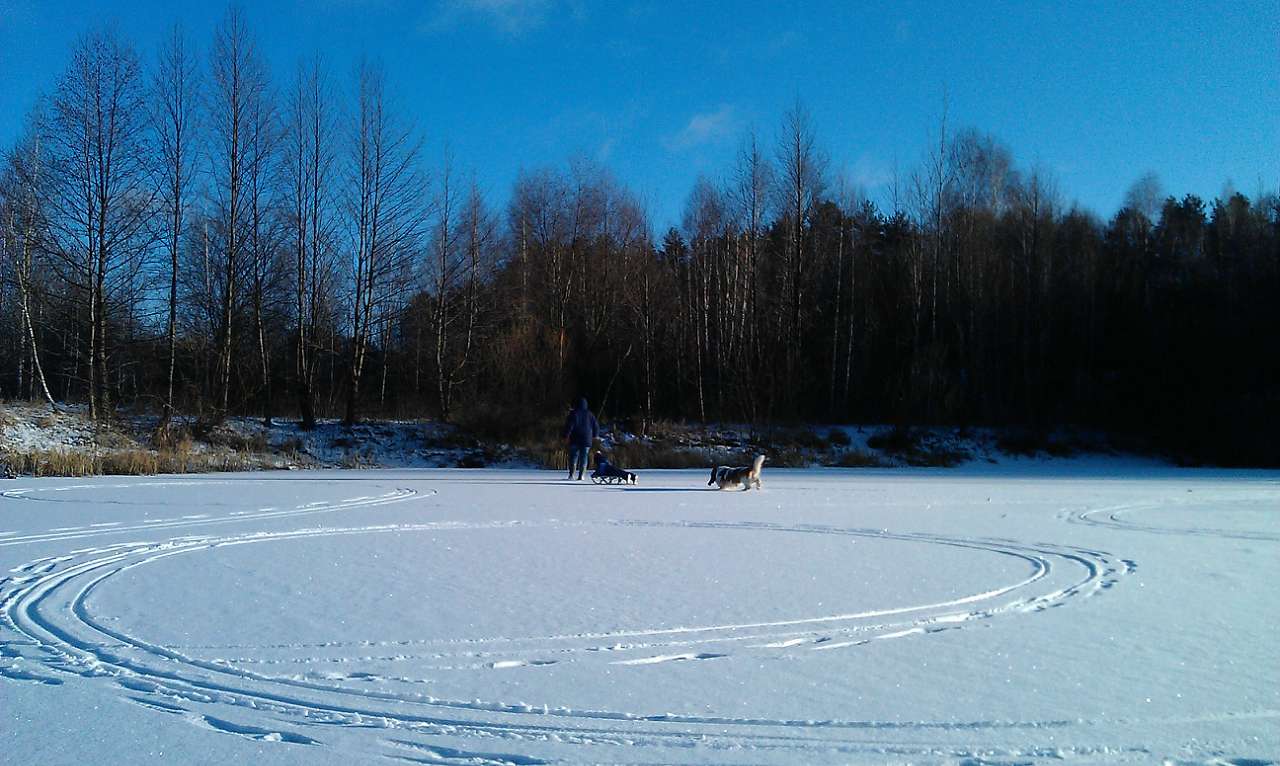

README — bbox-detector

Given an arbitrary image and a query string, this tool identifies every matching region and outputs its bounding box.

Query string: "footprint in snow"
[612,652,727,666]
[195,715,319,745]
[488,659,557,669]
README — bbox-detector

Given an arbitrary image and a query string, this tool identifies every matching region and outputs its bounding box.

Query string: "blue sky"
[1,0,1276,229]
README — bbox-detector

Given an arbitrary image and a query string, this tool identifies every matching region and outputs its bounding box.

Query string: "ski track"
[1065,498,1280,542]
[1,477,1275,763]
[1,510,1132,761]
[0,480,428,548]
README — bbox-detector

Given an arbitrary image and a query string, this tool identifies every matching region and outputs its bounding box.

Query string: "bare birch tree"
[151,24,199,423]
[775,102,826,407]
[429,153,459,420]
[245,71,281,424]
[2,116,56,405]
[682,177,724,422]
[282,58,338,429]
[729,131,772,420]
[343,60,425,426]
[208,6,267,417]
[432,174,494,421]
[44,29,153,420]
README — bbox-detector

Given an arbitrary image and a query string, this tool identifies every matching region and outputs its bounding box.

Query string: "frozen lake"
[2,467,1277,764]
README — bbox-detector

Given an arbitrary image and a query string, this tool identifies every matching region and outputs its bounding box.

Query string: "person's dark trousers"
[568,445,588,480]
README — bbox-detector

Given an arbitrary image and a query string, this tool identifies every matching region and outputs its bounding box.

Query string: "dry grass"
[211,429,268,453]
[528,442,570,471]
[181,418,269,453]
[2,447,263,477]
[2,449,98,477]
[338,447,377,469]
[151,421,195,453]
[277,436,305,463]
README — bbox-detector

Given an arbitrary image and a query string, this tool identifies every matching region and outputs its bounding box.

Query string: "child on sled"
[591,451,637,485]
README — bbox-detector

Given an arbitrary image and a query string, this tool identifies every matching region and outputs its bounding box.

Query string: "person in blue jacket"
[561,398,599,480]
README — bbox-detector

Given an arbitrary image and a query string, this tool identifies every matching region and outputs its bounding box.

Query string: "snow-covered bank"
[1,466,1277,763]
[3,401,1189,477]
[0,403,530,474]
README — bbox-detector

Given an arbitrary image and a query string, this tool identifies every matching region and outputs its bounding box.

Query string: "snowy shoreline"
[0,401,1255,478]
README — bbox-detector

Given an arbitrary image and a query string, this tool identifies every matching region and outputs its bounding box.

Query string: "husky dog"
[708,455,766,490]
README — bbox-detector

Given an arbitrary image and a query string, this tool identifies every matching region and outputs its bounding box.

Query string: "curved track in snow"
[3,473,1276,763]
[0,479,425,548]
[1066,497,1280,543]
[1,507,1131,762]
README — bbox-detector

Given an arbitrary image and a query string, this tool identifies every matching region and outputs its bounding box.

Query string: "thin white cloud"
[596,137,617,163]
[850,153,892,190]
[665,105,738,151]
[426,0,558,36]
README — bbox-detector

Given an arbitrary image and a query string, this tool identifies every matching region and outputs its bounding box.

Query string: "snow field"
[1,468,1277,764]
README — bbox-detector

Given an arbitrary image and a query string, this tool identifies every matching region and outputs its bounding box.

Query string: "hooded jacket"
[562,399,599,448]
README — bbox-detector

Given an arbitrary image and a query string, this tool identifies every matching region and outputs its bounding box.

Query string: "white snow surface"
[1,465,1277,765]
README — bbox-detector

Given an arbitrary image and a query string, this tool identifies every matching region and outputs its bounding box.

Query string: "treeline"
[2,12,1277,464]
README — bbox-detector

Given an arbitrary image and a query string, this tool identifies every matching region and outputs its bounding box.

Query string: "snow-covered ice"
[1,466,1277,764]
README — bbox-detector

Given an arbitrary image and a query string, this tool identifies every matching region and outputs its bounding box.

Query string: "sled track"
[1066,498,1280,543]
[0,480,427,548]
[0,512,1139,763]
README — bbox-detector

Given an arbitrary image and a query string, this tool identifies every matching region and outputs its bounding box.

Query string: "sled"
[590,473,632,485]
